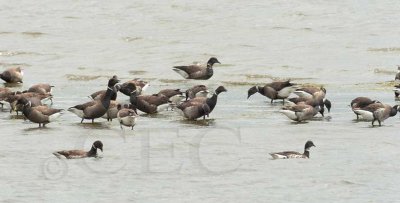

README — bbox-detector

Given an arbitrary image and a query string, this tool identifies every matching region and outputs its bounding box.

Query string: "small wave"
[368,47,400,52]
[373,68,396,75]
[0,50,38,56]
[65,74,103,81]
[129,70,147,75]
[21,32,45,37]
[122,37,143,42]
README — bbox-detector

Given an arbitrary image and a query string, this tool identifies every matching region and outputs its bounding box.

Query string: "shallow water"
[1,0,400,202]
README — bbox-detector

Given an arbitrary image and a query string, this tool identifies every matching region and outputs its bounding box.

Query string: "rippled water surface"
[1,0,400,202]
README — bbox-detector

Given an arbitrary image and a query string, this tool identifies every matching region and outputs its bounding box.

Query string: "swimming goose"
[119,79,149,96]
[68,77,120,123]
[176,86,227,120]
[117,104,138,130]
[130,92,170,114]
[279,100,321,122]
[16,97,63,127]
[270,141,316,159]
[53,140,103,159]
[350,97,380,120]
[173,57,220,80]
[185,85,209,100]
[353,103,399,126]
[0,67,23,83]
[247,80,297,103]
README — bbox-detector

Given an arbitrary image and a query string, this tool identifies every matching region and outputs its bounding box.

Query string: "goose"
[7,92,51,115]
[293,86,326,100]
[27,83,53,94]
[130,91,170,114]
[288,97,331,117]
[101,100,119,121]
[279,100,321,122]
[173,57,220,80]
[176,86,227,120]
[247,80,297,103]
[53,140,103,159]
[270,141,316,159]
[350,97,380,120]
[0,67,23,83]
[117,104,138,130]
[119,79,149,96]
[68,77,120,123]
[353,103,399,126]
[16,97,63,127]
[185,85,209,100]
[395,65,400,81]
[158,88,185,108]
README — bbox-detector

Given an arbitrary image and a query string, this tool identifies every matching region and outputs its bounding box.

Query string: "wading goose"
[279,100,321,122]
[247,80,297,103]
[130,92,170,114]
[16,97,63,127]
[185,85,209,100]
[353,103,399,126]
[53,140,103,159]
[119,79,149,96]
[270,141,316,159]
[7,92,51,115]
[0,67,23,83]
[117,104,138,130]
[173,57,220,80]
[288,97,331,117]
[68,77,120,123]
[350,97,380,120]
[158,89,185,108]
[293,86,326,100]
[176,86,227,120]
[28,83,53,94]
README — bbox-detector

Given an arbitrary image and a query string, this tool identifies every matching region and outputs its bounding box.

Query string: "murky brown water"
[1,1,400,202]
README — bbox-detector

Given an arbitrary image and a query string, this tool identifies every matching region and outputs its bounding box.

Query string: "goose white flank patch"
[270,141,316,159]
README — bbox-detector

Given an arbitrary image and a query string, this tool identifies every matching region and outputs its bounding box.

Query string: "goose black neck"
[206,93,218,112]
[87,146,97,157]
[101,87,114,109]
[129,92,138,105]
[303,150,310,158]
[258,86,265,95]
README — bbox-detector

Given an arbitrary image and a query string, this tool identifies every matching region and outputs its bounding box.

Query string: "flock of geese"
[1,57,399,159]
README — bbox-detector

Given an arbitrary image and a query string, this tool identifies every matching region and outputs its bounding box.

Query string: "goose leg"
[81,118,84,123]
[270,99,273,104]
[356,115,359,120]
[282,99,285,104]
[39,123,42,128]
[371,120,375,126]
[120,123,123,130]
[92,119,94,123]
[131,126,134,130]
[378,120,381,127]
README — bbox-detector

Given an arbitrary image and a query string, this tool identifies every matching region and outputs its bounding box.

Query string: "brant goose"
[247,80,297,103]
[119,79,149,96]
[279,100,321,122]
[0,67,23,83]
[7,92,51,115]
[53,140,103,159]
[28,83,53,94]
[130,91,170,114]
[353,103,399,126]
[173,57,220,80]
[350,97,380,120]
[396,65,400,81]
[158,88,185,109]
[293,87,326,100]
[288,97,331,117]
[176,86,227,120]
[270,141,316,159]
[101,100,119,121]
[117,104,138,130]
[185,85,209,100]
[16,97,63,127]
[68,77,120,123]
